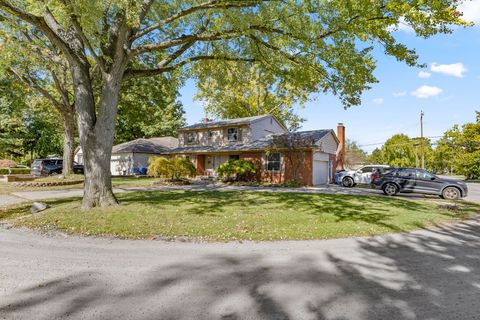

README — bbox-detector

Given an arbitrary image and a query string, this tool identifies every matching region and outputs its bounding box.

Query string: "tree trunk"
[70,63,121,210]
[61,111,75,176]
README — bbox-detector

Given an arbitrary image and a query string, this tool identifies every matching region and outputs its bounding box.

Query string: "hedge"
[0,168,31,175]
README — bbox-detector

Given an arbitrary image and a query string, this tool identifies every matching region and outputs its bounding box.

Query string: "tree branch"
[124,55,255,80]
[8,67,64,111]
[131,0,264,41]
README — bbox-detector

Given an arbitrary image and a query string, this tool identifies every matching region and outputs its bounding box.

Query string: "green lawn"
[3,190,478,241]
[0,176,157,195]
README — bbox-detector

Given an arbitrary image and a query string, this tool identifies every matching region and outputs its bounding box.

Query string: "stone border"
[12,180,84,187]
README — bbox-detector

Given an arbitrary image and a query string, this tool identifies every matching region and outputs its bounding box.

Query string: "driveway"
[1,216,480,320]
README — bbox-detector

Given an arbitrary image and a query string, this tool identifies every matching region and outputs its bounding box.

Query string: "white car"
[336,165,390,187]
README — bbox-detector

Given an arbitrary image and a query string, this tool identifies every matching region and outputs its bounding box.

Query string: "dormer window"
[186,132,196,144]
[227,128,238,142]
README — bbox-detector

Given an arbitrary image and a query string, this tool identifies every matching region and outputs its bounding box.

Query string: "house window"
[266,153,281,171]
[186,132,196,144]
[227,128,238,142]
[229,155,240,160]
[208,130,214,139]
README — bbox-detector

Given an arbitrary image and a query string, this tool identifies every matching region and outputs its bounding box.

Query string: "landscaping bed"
[3,190,479,241]
[12,180,83,187]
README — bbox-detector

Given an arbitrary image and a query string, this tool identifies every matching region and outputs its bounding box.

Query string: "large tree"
[0,0,467,209]
[0,24,76,175]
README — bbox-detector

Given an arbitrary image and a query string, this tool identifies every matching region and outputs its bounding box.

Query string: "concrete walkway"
[1,216,480,319]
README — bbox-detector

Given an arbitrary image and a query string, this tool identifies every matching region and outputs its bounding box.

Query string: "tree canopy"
[0,0,469,208]
[194,62,305,130]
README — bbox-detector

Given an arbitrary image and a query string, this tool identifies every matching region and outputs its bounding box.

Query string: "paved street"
[1,216,480,320]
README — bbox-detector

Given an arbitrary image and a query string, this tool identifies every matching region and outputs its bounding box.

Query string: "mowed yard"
[1,190,478,241]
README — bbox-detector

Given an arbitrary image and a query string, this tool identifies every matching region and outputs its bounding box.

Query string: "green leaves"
[147,156,196,180]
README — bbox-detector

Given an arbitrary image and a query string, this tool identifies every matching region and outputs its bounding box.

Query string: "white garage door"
[313,160,329,185]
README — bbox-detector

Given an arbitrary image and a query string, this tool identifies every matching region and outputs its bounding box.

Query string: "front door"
[205,156,215,176]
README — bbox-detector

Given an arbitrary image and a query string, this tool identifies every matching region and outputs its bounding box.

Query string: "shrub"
[0,168,31,175]
[148,157,196,180]
[283,179,301,188]
[217,160,257,181]
[0,160,16,168]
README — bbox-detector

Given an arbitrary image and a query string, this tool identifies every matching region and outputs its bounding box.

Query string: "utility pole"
[420,111,425,169]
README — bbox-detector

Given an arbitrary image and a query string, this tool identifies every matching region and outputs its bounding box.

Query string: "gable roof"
[178,114,280,131]
[111,137,179,154]
[166,129,335,154]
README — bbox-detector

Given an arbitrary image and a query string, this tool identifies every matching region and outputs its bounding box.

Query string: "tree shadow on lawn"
[2,218,480,319]
[118,190,455,232]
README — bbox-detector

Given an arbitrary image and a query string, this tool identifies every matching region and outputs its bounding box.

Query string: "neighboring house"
[166,115,345,185]
[74,137,178,176]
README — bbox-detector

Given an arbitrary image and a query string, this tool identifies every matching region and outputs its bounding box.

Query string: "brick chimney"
[335,123,346,171]
[203,117,210,124]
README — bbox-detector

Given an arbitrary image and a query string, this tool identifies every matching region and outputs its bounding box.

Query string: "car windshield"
[32,160,42,165]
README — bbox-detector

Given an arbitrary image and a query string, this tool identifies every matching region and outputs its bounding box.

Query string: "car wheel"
[383,183,398,196]
[342,176,354,188]
[442,187,461,200]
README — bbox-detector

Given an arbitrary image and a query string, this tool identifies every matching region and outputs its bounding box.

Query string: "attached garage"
[312,152,332,185]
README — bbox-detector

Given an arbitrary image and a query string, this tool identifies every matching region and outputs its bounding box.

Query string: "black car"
[371,168,468,200]
[31,158,84,176]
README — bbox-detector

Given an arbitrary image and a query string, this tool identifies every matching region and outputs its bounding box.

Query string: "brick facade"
[241,150,314,186]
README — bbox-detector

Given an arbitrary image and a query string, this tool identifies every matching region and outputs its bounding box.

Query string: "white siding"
[250,115,287,141]
[316,132,338,154]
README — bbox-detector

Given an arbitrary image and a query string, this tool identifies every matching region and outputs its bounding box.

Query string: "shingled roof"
[112,137,178,154]
[178,115,273,131]
[166,130,333,154]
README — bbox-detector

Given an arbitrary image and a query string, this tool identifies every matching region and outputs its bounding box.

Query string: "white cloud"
[372,98,384,104]
[431,62,467,78]
[393,91,407,97]
[411,85,443,98]
[418,71,432,78]
[396,16,414,33]
[458,0,480,25]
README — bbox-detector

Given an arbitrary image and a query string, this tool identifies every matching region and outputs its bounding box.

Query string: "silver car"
[336,165,390,187]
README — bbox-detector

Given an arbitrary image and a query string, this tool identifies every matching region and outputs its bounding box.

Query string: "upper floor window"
[208,130,214,139]
[227,128,238,142]
[186,132,196,144]
[266,152,281,171]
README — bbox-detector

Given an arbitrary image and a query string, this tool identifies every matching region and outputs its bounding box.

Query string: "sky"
[178,1,480,153]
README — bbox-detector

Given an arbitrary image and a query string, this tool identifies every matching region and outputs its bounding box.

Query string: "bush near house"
[217,159,257,181]
[148,157,196,181]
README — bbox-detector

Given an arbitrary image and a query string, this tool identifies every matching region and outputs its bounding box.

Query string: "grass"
[0,176,157,195]
[3,190,479,241]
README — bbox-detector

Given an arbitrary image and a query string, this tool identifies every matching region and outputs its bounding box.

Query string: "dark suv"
[31,158,84,176]
[371,168,468,200]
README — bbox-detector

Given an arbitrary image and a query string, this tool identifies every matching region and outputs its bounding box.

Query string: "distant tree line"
[348,112,480,179]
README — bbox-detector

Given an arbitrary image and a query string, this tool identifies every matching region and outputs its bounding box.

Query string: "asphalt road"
[1,216,480,320]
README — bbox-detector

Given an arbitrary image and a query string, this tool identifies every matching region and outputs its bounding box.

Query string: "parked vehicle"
[31,158,84,176]
[371,168,468,200]
[336,165,390,187]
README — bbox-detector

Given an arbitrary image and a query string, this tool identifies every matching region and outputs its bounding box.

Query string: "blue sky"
[178,2,480,153]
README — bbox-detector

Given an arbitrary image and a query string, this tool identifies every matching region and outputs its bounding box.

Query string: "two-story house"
[74,114,346,185]
[167,115,345,185]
